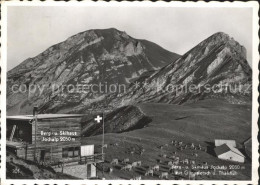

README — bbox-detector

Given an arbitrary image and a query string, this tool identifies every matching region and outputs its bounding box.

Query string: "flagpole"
[102,111,105,179]
[102,111,104,156]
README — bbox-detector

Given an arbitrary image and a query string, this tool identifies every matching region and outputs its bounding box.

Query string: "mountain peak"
[215,32,246,58]
[212,31,230,38]
[104,32,252,108]
[7,28,180,115]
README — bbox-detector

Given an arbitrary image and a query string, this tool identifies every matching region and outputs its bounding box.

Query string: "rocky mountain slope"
[7,28,180,115]
[81,105,152,136]
[88,32,252,112]
[7,30,251,115]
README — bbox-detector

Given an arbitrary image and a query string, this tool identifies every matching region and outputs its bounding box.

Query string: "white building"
[214,143,245,163]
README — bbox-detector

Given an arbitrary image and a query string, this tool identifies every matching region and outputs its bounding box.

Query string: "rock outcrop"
[81,105,152,136]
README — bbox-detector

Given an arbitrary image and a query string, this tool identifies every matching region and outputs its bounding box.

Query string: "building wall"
[20,117,82,163]
[218,151,244,163]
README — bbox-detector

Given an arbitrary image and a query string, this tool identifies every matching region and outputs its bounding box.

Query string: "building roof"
[214,144,245,158]
[6,140,25,149]
[215,139,236,148]
[7,114,84,121]
[214,144,230,156]
[230,146,245,158]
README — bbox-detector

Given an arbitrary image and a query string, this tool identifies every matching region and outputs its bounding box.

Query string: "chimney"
[33,106,38,116]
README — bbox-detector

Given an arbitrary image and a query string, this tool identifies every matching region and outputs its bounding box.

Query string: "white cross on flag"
[94,115,103,123]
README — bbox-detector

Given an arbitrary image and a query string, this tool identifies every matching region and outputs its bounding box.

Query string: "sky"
[7,6,253,70]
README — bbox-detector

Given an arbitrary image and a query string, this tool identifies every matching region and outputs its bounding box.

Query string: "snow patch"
[125,72,139,83]
[127,61,132,66]
[82,94,106,105]
[117,64,125,68]
[79,37,104,50]
[94,70,100,75]
[106,68,112,72]
[185,53,192,62]
[204,47,209,55]
[125,77,131,83]
[207,47,231,75]
[82,76,93,84]
[54,61,66,79]
[183,72,194,85]
[86,63,97,71]
[138,69,147,75]
[125,42,143,56]
[153,66,161,70]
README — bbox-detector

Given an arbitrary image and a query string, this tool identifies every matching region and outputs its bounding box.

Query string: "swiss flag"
[94,114,103,123]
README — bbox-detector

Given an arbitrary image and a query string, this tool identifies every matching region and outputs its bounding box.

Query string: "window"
[62,148,68,158]
[62,147,80,158]
[68,147,74,157]
[74,147,80,157]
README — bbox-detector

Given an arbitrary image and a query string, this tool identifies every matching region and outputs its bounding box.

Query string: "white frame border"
[1,1,259,185]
